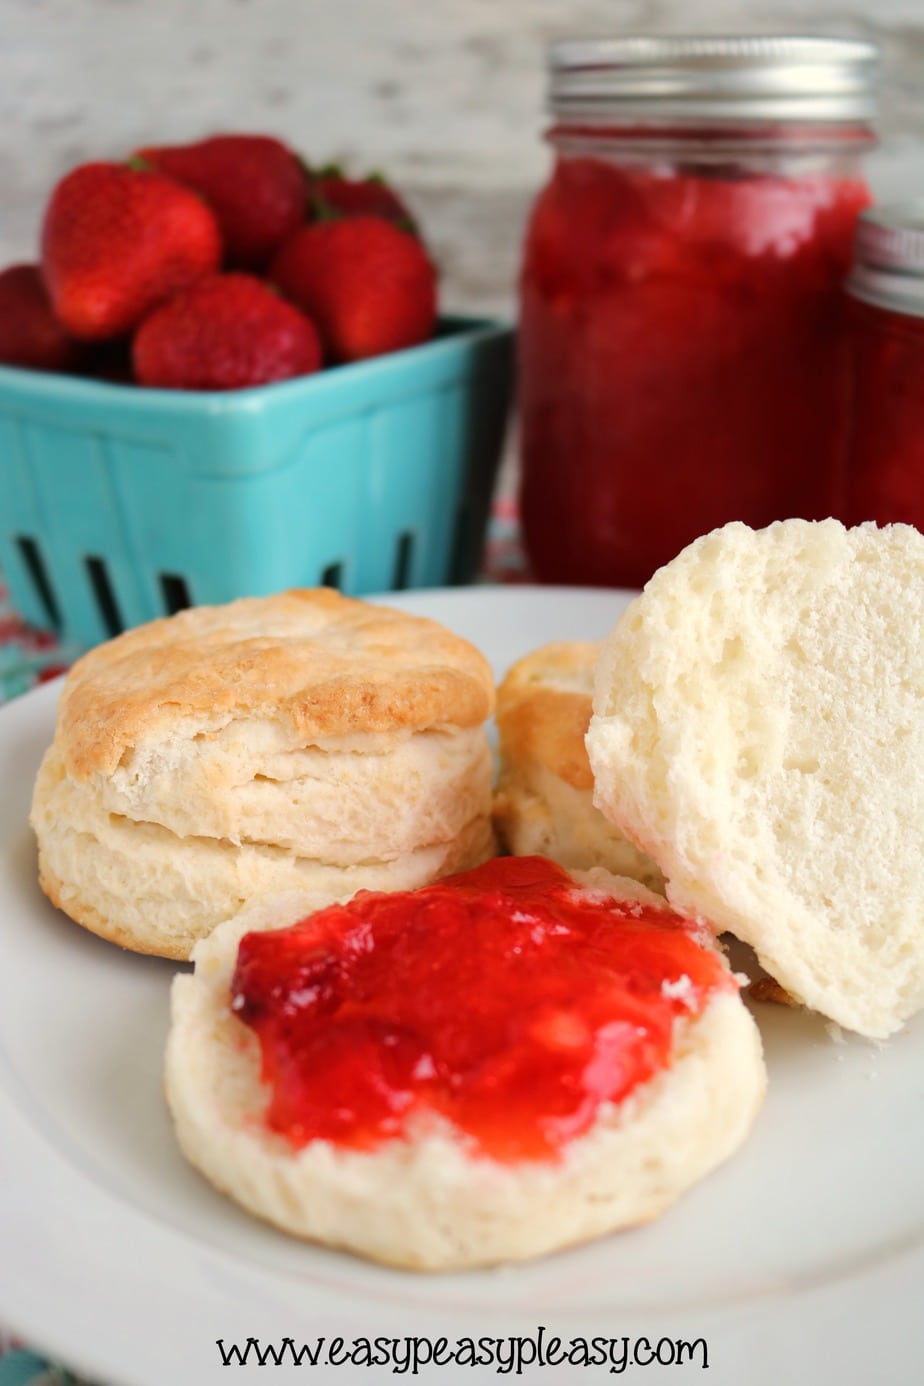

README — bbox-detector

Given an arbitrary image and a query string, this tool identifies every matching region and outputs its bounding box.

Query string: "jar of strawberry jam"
[843,205,924,531]
[519,36,878,588]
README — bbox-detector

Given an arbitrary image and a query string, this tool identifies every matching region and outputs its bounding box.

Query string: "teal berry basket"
[0,315,513,650]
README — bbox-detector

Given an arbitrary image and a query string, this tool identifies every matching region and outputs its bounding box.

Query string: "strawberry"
[41,161,221,341]
[0,264,86,371]
[309,166,418,235]
[132,272,321,389]
[137,135,308,268]
[269,216,437,363]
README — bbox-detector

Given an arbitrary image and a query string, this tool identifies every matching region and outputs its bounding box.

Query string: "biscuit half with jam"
[165,855,765,1270]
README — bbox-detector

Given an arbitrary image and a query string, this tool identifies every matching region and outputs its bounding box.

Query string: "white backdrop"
[2,0,922,311]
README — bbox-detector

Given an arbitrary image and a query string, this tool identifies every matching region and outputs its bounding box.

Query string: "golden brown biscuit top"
[495,641,600,792]
[58,589,495,780]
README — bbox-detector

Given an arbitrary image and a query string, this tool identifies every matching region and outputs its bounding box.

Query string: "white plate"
[1,586,922,1386]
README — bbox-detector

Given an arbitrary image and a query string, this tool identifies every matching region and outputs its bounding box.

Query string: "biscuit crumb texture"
[165,877,765,1270]
[31,590,496,958]
[494,642,664,892]
[587,520,924,1039]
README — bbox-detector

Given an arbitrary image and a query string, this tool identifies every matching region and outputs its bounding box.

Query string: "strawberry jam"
[844,299,924,529]
[843,205,924,532]
[231,856,733,1162]
[519,149,871,588]
[518,37,878,587]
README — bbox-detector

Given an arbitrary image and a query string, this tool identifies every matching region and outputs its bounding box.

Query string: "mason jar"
[518,36,879,588]
[844,204,924,531]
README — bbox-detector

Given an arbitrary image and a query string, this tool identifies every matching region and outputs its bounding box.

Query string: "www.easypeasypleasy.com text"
[216,1328,709,1374]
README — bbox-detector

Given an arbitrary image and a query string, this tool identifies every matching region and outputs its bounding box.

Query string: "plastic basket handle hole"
[449,505,473,584]
[160,573,192,616]
[84,556,125,638]
[15,535,61,629]
[320,562,343,591]
[392,531,415,591]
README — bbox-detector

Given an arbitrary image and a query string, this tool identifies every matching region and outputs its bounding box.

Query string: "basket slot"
[14,535,61,629]
[320,562,343,591]
[391,531,415,591]
[448,504,473,584]
[160,573,192,616]
[85,556,124,638]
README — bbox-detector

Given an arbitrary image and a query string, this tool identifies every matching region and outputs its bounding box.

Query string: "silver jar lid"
[549,35,879,123]
[847,204,924,318]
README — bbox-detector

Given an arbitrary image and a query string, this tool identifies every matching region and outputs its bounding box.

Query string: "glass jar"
[518,36,878,588]
[843,204,924,531]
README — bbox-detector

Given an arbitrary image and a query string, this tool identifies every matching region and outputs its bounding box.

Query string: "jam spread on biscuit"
[231,856,733,1161]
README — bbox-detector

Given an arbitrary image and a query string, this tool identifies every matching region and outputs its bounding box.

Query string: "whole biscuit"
[31,589,496,958]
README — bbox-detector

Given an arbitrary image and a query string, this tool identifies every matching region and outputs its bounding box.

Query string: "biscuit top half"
[57,589,496,780]
[496,641,601,792]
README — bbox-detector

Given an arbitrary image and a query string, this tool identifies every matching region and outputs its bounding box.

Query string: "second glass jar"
[519,36,878,588]
[843,204,924,531]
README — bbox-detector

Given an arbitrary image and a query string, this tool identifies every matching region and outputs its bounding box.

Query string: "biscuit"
[165,870,765,1270]
[494,642,664,891]
[31,589,496,959]
[587,519,924,1039]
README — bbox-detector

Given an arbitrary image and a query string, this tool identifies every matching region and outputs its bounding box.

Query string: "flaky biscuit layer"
[58,588,495,782]
[33,742,495,960]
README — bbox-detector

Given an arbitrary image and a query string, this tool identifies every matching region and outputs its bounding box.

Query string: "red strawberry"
[309,166,418,235]
[269,216,437,363]
[41,161,221,341]
[137,135,308,268]
[0,264,86,371]
[132,273,321,389]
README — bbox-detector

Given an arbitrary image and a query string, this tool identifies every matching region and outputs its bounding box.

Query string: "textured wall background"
[2,0,923,313]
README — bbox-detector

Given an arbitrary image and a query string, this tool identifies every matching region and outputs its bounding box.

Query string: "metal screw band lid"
[848,203,924,319]
[548,35,879,123]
